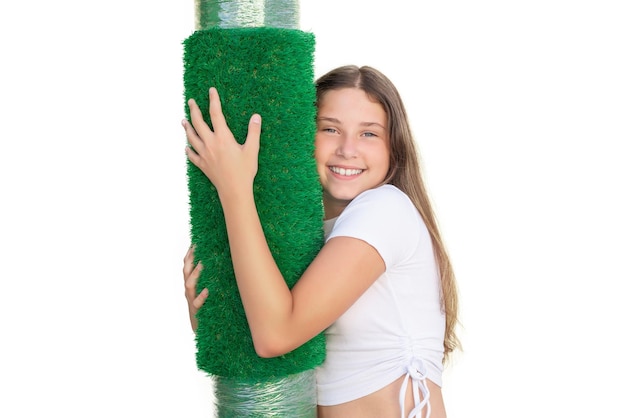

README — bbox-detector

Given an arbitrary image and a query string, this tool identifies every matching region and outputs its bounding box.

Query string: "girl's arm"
[184,89,385,357]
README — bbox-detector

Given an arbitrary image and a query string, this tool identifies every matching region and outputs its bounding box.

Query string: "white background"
[1,1,625,416]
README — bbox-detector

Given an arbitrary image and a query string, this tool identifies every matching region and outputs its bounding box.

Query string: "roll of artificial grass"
[183,18,325,417]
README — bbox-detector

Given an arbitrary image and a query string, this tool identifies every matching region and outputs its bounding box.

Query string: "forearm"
[220,187,294,354]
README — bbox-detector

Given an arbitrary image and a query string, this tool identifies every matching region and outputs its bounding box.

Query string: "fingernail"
[251,114,261,124]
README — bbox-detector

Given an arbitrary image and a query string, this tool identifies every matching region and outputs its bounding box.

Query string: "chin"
[325,187,365,203]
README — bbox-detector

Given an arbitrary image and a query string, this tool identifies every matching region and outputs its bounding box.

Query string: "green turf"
[183,27,325,379]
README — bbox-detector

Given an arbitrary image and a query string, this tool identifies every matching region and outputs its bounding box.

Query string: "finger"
[185,145,201,168]
[193,288,209,309]
[185,262,203,298]
[207,87,230,134]
[244,114,262,157]
[188,98,214,139]
[183,245,195,278]
[182,118,204,155]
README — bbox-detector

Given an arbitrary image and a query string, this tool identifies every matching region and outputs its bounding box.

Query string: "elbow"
[252,336,292,358]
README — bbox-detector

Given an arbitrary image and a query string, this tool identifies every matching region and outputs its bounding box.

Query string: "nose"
[336,134,358,159]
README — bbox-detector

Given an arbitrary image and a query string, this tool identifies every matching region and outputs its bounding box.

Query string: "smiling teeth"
[330,167,363,176]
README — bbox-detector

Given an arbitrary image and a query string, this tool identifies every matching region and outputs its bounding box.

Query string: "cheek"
[378,147,391,174]
[313,135,327,164]
[313,139,324,174]
[313,143,321,165]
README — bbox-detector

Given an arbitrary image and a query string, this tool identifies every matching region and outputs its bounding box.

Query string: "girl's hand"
[184,88,262,199]
[183,245,208,333]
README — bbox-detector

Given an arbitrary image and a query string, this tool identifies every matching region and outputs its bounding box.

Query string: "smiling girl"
[183,65,460,418]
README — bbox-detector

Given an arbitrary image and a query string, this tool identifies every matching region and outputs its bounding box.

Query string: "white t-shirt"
[316,184,445,411]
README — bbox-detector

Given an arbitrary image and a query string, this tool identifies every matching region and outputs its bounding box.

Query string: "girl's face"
[315,88,391,219]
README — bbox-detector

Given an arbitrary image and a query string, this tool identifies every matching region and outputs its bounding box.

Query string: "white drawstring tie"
[399,358,431,418]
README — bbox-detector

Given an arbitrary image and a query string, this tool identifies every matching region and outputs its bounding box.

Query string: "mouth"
[329,166,364,177]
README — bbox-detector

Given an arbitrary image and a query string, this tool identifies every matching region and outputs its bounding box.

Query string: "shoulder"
[356,184,407,200]
[344,185,416,219]
[328,185,422,266]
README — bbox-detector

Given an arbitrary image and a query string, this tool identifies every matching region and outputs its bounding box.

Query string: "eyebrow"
[317,116,386,129]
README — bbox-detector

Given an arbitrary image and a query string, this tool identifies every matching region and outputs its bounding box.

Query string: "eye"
[362,131,378,138]
[321,127,338,134]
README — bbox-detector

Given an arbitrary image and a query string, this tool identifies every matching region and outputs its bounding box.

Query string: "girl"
[183,65,460,418]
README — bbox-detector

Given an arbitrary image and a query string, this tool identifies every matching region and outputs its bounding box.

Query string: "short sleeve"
[326,185,421,268]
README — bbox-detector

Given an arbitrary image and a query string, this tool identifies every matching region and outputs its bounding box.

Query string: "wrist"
[217,182,254,207]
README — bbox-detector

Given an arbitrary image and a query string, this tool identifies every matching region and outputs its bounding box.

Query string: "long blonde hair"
[316,65,461,361]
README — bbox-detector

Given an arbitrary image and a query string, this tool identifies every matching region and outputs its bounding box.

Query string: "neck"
[322,196,347,220]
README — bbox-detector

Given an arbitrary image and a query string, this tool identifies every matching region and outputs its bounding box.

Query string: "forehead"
[318,88,386,124]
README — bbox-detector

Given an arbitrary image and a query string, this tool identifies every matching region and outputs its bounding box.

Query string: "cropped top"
[316,185,445,417]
